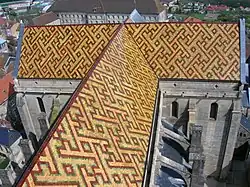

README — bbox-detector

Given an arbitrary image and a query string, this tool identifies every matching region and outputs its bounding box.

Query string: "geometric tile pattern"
[126,23,240,80]
[19,27,158,186]
[18,24,119,79]
[17,22,241,186]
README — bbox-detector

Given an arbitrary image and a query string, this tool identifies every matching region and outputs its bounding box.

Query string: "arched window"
[37,97,46,113]
[172,101,178,118]
[210,102,218,120]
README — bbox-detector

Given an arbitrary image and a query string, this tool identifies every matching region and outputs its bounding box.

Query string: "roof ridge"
[16,23,124,187]
[124,25,159,78]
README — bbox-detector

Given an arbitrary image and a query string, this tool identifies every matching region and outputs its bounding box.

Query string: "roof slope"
[48,0,158,14]
[17,22,241,186]
[19,26,158,186]
[18,24,119,78]
[0,73,14,104]
[126,23,240,80]
[32,12,59,26]
[0,127,21,147]
[18,23,240,81]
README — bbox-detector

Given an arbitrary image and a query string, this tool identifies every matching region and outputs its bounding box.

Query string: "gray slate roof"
[48,0,158,14]
[32,12,58,26]
[0,127,21,147]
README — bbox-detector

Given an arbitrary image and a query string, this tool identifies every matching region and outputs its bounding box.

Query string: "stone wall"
[0,164,16,186]
[159,80,242,182]
[0,100,7,119]
[18,139,34,162]
[14,79,80,146]
[9,137,25,169]
[58,12,158,24]
[148,90,191,187]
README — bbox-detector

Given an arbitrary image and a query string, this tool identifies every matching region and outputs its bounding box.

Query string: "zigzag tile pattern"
[18,24,119,78]
[126,23,240,80]
[21,27,158,186]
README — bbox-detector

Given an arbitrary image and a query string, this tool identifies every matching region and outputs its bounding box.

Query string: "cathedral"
[11,12,249,187]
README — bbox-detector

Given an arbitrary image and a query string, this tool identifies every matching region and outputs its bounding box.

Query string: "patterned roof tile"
[17,22,241,187]
[126,23,240,80]
[19,26,158,186]
[18,24,119,79]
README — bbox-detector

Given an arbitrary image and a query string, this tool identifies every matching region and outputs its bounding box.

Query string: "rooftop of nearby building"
[16,20,241,186]
[48,0,158,14]
[0,127,21,147]
[0,73,14,104]
[184,16,202,22]
[206,5,229,11]
[0,119,12,129]
[0,17,5,25]
[31,12,58,26]
[0,38,6,45]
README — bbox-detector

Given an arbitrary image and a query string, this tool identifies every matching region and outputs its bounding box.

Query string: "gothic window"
[210,102,218,120]
[171,101,178,118]
[37,97,46,113]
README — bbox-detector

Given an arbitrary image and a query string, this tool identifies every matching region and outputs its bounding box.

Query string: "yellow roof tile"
[18,24,119,79]
[19,26,158,186]
[126,23,240,80]
[17,22,241,187]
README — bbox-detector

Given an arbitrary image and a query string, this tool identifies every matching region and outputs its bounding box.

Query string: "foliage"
[0,156,9,169]
[217,13,237,22]
[189,13,205,20]
[49,99,61,125]
[183,0,250,8]
[9,10,17,17]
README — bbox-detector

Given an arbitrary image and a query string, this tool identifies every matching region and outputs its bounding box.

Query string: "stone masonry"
[14,79,81,148]
[160,80,242,184]
[145,80,242,187]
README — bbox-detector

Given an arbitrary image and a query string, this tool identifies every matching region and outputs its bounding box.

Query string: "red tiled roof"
[0,72,14,104]
[184,16,202,23]
[0,17,6,25]
[206,5,229,11]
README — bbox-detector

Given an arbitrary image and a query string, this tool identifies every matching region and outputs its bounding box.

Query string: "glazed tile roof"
[18,23,240,80]
[18,26,158,186]
[17,22,241,186]
[126,23,240,80]
[18,24,119,79]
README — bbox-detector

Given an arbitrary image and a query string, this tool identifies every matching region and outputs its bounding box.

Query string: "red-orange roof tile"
[184,16,202,23]
[0,72,14,104]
